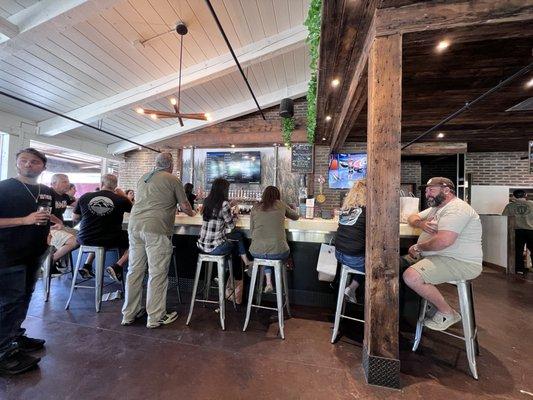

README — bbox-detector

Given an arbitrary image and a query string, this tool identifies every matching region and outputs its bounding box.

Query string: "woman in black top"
[335,179,366,303]
[184,183,196,210]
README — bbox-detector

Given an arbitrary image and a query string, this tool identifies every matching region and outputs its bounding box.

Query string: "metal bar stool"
[171,246,182,304]
[331,264,365,343]
[42,247,74,302]
[243,258,291,339]
[186,253,235,330]
[412,279,480,379]
[65,245,119,312]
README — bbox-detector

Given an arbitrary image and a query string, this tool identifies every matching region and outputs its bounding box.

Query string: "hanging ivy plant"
[304,0,321,144]
[281,116,295,147]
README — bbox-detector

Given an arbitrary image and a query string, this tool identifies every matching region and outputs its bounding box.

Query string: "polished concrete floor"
[1,267,532,400]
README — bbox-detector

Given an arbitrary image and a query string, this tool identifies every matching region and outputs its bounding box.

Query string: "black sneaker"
[106,264,123,282]
[0,350,40,376]
[79,264,94,279]
[14,336,45,353]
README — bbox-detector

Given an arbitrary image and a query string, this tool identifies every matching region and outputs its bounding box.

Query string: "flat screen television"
[328,153,367,189]
[206,151,261,184]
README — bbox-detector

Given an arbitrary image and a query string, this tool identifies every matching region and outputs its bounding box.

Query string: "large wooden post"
[363,33,402,389]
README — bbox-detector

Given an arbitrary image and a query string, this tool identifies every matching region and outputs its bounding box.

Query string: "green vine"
[304,0,321,144]
[281,116,295,147]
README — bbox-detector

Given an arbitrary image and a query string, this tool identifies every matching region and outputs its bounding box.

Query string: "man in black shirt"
[73,174,132,281]
[49,174,78,271]
[0,148,63,375]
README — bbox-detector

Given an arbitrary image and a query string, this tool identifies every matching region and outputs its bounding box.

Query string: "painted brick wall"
[466,151,533,186]
[118,149,181,191]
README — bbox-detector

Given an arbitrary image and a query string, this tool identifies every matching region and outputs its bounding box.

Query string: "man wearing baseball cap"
[403,177,482,331]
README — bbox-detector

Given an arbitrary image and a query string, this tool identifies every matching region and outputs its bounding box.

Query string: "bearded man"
[403,177,483,331]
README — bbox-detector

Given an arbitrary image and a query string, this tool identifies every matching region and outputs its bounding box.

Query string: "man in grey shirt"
[121,153,194,328]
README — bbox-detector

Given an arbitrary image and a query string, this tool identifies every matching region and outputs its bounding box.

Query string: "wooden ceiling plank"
[0,15,19,38]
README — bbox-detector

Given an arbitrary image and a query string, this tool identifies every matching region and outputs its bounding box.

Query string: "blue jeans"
[250,250,290,274]
[0,263,39,360]
[207,230,248,280]
[335,250,365,274]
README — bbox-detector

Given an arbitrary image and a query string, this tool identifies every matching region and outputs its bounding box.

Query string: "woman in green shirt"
[249,186,299,293]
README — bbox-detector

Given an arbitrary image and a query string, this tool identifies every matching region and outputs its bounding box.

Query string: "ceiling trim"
[37,24,308,137]
[107,80,309,154]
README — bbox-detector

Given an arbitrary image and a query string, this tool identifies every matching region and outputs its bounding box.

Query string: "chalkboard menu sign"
[291,144,314,173]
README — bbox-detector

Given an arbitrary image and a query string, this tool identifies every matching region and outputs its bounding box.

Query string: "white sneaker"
[424,310,461,331]
[344,286,357,304]
[263,283,274,294]
[146,311,178,329]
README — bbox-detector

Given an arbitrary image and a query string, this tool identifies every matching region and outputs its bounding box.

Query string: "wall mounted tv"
[328,153,367,189]
[206,151,261,184]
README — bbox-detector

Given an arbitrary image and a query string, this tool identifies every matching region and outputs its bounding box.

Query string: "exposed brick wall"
[118,149,181,191]
[466,152,533,186]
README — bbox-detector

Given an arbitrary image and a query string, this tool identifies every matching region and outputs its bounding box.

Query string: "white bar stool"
[42,247,74,302]
[243,258,291,339]
[331,264,365,343]
[412,279,480,379]
[65,245,119,312]
[186,253,235,330]
[171,246,182,304]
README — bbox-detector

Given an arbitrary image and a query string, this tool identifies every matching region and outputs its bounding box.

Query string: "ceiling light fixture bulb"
[204,112,212,121]
[436,40,450,52]
[526,77,533,88]
[170,98,177,105]
[150,113,157,120]
[322,137,326,141]
[331,78,340,88]
[136,108,145,114]
[230,144,235,148]
[325,115,332,121]
[437,132,445,138]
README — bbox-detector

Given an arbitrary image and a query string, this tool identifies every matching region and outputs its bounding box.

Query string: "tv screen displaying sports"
[206,151,261,184]
[328,153,367,189]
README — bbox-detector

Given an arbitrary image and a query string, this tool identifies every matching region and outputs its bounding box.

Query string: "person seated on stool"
[72,174,132,282]
[334,179,366,303]
[249,186,299,293]
[49,173,79,273]
[403,177,482,331]
[197,178,252,297]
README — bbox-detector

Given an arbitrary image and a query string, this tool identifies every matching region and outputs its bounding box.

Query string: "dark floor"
[1,267,532,400]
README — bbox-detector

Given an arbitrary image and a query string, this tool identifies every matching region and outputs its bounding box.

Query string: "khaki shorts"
[408,255,482,285]
[50,228,76,249]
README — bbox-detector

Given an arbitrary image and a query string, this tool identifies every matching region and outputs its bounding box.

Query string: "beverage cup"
[36,205,51,226]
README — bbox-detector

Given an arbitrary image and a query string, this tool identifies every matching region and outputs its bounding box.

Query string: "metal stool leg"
[43,250,53,302]
[468,282,480,356]
[226,258,236,309]
[458,282,478,380]
[281,263,291,318]
[274,264,285,339]
[243,263,259,332]
[217,260,226,330]
[204,262,213,301]
[332,267,348,343]
[412,297,428,352]
[172,251,182,304]
[65,249,84,310]
[186,258,203,325]
[256,267,265,305]
[95,248,105,312]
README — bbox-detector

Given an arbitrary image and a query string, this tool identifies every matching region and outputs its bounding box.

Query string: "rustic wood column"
[507,216,516,275]
[363,33,402,389]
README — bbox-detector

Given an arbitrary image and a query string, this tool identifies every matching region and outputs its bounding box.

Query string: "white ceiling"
[0,0,311,154]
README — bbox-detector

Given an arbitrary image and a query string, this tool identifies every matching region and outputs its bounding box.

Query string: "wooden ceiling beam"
[0,16,19,39]
[400,142,467,155]
[376,0,533,36]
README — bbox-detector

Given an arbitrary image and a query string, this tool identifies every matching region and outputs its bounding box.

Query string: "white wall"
[470,185,509,215]
[480,215,508,268]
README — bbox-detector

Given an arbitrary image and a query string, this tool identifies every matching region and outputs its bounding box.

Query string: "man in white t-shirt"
[403,177,483,331]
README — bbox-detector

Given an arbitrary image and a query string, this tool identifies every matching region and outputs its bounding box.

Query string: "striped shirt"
[197,201,235,253]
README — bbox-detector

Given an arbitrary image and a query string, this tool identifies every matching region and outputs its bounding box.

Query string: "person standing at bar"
[184,183,196,210]
[249,186,299,293]
[122,153,194,328]
[503,189,533,275]
[0,148,62,375]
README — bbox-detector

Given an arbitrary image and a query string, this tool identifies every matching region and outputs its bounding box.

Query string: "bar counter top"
[123,214,421,243]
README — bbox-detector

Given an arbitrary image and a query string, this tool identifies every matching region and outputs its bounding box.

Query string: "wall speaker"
[279,98,294,118]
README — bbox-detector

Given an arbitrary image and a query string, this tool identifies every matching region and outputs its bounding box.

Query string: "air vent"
[506,97,533,112]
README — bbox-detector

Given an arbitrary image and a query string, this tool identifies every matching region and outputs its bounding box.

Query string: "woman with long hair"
[184,183,196,210]
[197,178,251,289]
[335,179,366,303]
[125,189,135,203]
[249,186,299,293]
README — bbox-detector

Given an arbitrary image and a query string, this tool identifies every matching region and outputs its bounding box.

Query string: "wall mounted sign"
[291,143,314,173]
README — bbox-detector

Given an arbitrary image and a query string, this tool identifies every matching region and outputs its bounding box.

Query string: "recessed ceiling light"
[150,113,158,120]
[325,115,332,121]
[230,144,235,148]
[437,132,445,138]
[526,77,533,88]
[204,112,212,121]
[136,108,144,114]
[170,97,177,105]
[331,78,340,88]
[436,40,450,52]
[322,137,326,141]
